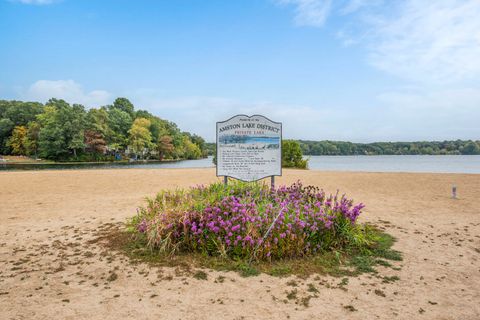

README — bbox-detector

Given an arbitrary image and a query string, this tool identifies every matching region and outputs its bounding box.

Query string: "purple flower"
[137,219,147,233]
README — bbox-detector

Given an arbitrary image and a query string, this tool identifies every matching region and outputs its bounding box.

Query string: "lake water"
[306,155,480,174]
[0,156,215,171]
[1,155,479,174]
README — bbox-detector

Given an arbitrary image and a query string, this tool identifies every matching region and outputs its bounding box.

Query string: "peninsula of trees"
[297,140,480,155]
[0,98,207,161]
[205,139,480,156]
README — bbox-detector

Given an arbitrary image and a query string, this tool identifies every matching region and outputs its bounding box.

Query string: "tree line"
[0,98,207,161]
[206,139,480,157]
[298,140,480,156]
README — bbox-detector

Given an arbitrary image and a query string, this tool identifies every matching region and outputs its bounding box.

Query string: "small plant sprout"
[452,185,457,199]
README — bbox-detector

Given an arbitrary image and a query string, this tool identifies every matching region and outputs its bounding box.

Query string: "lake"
[0,156,215,171]
[306,155,480,174]
[1,155,479,174]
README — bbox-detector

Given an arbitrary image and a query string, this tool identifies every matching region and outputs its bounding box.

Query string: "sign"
[216,115,282,182]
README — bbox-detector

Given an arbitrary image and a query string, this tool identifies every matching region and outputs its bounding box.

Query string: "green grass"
[193,270,208,280]
[94,223,402,278]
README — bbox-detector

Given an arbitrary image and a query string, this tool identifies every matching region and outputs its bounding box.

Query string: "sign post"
[216,115,282,186]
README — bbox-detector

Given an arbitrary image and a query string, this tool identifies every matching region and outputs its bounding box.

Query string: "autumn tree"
[6,125,28,155]
[157,135,174,160]
[128,118,152,159]
[84,130,106,156]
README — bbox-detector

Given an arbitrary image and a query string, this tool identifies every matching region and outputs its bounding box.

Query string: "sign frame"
[216,114,282,183]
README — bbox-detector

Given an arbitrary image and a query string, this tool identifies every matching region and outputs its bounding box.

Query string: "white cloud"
[275,0,333,27]
[126,87,480,142]
[374,87,480,140]
[368,0,480,83]
[340,0,382,15]
[17,82,478,142]
[22,80,112,107]
[277,0,480,84]
[11,0,58,4]
[128,93,347,142]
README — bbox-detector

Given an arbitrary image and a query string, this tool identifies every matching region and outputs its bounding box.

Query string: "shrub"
[282,140,308,169]
[128,181,370,262]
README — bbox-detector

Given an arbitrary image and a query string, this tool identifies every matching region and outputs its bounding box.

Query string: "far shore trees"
[297,140,480,156]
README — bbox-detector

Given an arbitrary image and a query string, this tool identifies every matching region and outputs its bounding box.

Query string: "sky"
[1,0,479,142]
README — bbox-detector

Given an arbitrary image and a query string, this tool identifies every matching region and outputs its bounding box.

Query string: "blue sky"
[1,0,479,142]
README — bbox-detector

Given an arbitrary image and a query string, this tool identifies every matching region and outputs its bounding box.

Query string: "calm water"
[0,156,215,171]
[1,155,479,173]
[306,155,480,174]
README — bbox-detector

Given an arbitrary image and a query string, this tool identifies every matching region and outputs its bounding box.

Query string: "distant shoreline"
[0,155,208,165]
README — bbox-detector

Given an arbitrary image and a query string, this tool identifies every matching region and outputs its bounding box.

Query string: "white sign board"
[216,115,282,182]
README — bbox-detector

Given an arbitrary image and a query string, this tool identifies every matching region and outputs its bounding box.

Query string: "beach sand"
[0,168,479,320]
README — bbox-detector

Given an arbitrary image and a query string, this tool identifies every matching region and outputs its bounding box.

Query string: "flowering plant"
[129,181,368,261]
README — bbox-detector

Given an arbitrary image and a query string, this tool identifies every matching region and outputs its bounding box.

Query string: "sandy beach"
[0,168,479,320]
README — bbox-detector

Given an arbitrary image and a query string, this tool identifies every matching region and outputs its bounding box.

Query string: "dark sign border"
[216,114,282,182]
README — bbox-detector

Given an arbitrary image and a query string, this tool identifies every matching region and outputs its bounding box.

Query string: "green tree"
[37,105,67,159]
[69,131,85,158]
[182,135,202,159]
[461,141,480,155]
[37,99,87,160]
[0,100,43,153]
[25,121,41,157]
[113,97,135,118]
[282,140,308,169]
[87,108,109,138]
[68,104,87,157]
[1,100,43,126]
[0,118,14,154]
[190,133,207,157]
[128,118,152,159]
[106,107,132,148]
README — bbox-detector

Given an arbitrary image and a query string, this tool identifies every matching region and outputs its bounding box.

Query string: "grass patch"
[286,289,298,300]
[193,270,208,280]
[307,283,319,293]
[92,181,402,279]
[286,280,298,287]
[93,222,401,278]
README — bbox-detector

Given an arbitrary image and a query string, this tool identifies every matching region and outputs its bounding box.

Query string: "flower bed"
[128,181,375,262]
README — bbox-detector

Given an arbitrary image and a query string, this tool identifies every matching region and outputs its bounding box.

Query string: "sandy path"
[0,168,479,320]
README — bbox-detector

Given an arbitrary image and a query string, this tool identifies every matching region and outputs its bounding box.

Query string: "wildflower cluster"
[130,181,366,261]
